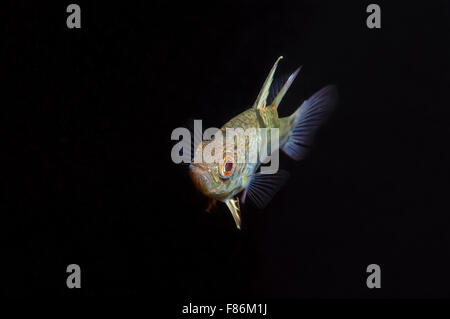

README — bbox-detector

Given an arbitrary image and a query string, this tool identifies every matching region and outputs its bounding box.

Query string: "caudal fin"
[282,85,338,160]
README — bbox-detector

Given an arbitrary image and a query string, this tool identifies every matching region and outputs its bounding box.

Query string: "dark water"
[3,1,450,298]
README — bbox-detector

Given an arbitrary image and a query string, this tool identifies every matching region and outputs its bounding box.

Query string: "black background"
[3,1,450,298]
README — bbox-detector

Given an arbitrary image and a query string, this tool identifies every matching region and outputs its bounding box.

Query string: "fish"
[189,56,338,229]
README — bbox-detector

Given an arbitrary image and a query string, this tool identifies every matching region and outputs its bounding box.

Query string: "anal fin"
[241,170,289,209]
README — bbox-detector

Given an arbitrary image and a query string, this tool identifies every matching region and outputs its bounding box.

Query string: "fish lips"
[189,164,212,195]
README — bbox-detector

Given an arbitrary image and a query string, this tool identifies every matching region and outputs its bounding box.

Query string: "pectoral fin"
[225,197,241,229]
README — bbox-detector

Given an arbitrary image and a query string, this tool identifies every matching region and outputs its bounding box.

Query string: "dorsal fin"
[268,72,290,106]
[270,66,302,109]
[252,56,283,109]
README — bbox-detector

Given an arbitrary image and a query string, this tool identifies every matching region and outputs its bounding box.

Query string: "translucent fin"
[282,85,338,160]
[205,199,217,213]
[270,66,302,109]
[242,170,290,209]
[268,73,290,106]
[225,197,241,229]
[253,56,283,109]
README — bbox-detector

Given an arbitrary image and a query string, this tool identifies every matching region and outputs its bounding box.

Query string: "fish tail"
[280,85,338,160]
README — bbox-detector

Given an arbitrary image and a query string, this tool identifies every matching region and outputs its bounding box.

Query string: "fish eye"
[219,157,234,179]
[225,162,233,172]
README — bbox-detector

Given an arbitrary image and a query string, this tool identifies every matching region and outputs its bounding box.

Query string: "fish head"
[189,138,245,201]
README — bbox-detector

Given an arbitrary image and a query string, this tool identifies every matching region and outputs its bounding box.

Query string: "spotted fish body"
[217,105,287,194]
[189,57,337,229]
